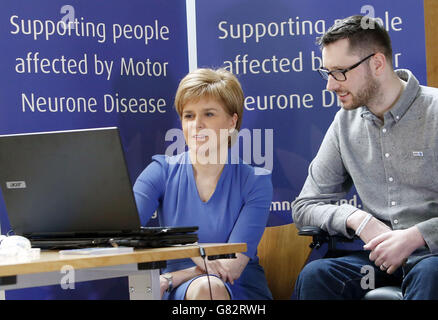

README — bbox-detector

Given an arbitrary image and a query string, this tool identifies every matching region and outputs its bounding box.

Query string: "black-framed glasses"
[317,53,376,82]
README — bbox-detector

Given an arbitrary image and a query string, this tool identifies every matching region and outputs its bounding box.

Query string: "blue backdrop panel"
[0,0,188,299]
[195,0,426,226]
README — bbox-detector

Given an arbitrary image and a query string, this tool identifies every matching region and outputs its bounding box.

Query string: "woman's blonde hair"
[174,68,244,131]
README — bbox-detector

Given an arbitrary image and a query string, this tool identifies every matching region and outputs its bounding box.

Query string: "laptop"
[0,127,198,249]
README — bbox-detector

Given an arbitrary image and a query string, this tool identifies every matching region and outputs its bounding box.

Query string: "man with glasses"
[292,15,438,299]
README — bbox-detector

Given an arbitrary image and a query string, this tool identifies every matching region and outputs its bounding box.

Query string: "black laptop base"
[30,233,199,250]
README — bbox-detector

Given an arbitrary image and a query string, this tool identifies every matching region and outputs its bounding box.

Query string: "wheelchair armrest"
[298,226,328,237]
[297,226,356,251]
[298,226,329,250]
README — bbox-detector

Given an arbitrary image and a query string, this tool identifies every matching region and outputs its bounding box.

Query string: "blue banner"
[195,0,426,226]
[0,0,188,299]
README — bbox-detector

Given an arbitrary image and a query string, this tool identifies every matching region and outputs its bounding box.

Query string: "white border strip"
[0,127,118,138]
[186,0,198,71]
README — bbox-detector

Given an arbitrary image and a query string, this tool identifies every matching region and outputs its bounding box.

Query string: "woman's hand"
[191,256,225,278]
[159,275,170,298]
[191,253,250,284]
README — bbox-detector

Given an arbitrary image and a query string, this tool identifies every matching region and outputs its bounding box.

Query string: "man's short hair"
[317,15,393,66]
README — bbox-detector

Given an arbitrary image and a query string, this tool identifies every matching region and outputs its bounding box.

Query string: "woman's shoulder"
[230,156,272,188]
[150,152,189,169]
[230,153,271,175]
[152,151,186,164]
[137,152,188,180]
[241,163,272,180]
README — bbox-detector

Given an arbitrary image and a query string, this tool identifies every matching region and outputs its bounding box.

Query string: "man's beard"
[340,74,380,110]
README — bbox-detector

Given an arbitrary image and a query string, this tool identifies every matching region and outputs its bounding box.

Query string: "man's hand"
[364,226,426,274]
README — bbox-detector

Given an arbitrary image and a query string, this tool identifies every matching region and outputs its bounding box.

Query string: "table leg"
[128,269,161,300]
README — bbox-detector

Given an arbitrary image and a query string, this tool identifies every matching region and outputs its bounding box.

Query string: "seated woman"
[133,68,273,300]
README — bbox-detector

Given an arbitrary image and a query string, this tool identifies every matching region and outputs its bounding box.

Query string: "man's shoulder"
[413,85,438,118]
[419,85,438,103]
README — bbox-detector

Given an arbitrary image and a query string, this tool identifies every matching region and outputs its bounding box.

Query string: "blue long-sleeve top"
[133,151,273,299]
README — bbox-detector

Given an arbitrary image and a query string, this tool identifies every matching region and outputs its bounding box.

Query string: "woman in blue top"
[133,68,273,300]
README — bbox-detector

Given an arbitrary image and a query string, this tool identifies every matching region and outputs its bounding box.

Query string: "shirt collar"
[387,69,420,123]
[360,69,420,123]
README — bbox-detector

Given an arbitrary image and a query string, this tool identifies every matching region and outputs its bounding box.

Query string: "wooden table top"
[0,243,247,277]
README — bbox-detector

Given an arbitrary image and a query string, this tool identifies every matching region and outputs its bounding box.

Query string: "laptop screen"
[0,127,141,237]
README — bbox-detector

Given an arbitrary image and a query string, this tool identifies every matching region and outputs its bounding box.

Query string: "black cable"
[199,246,213,300]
